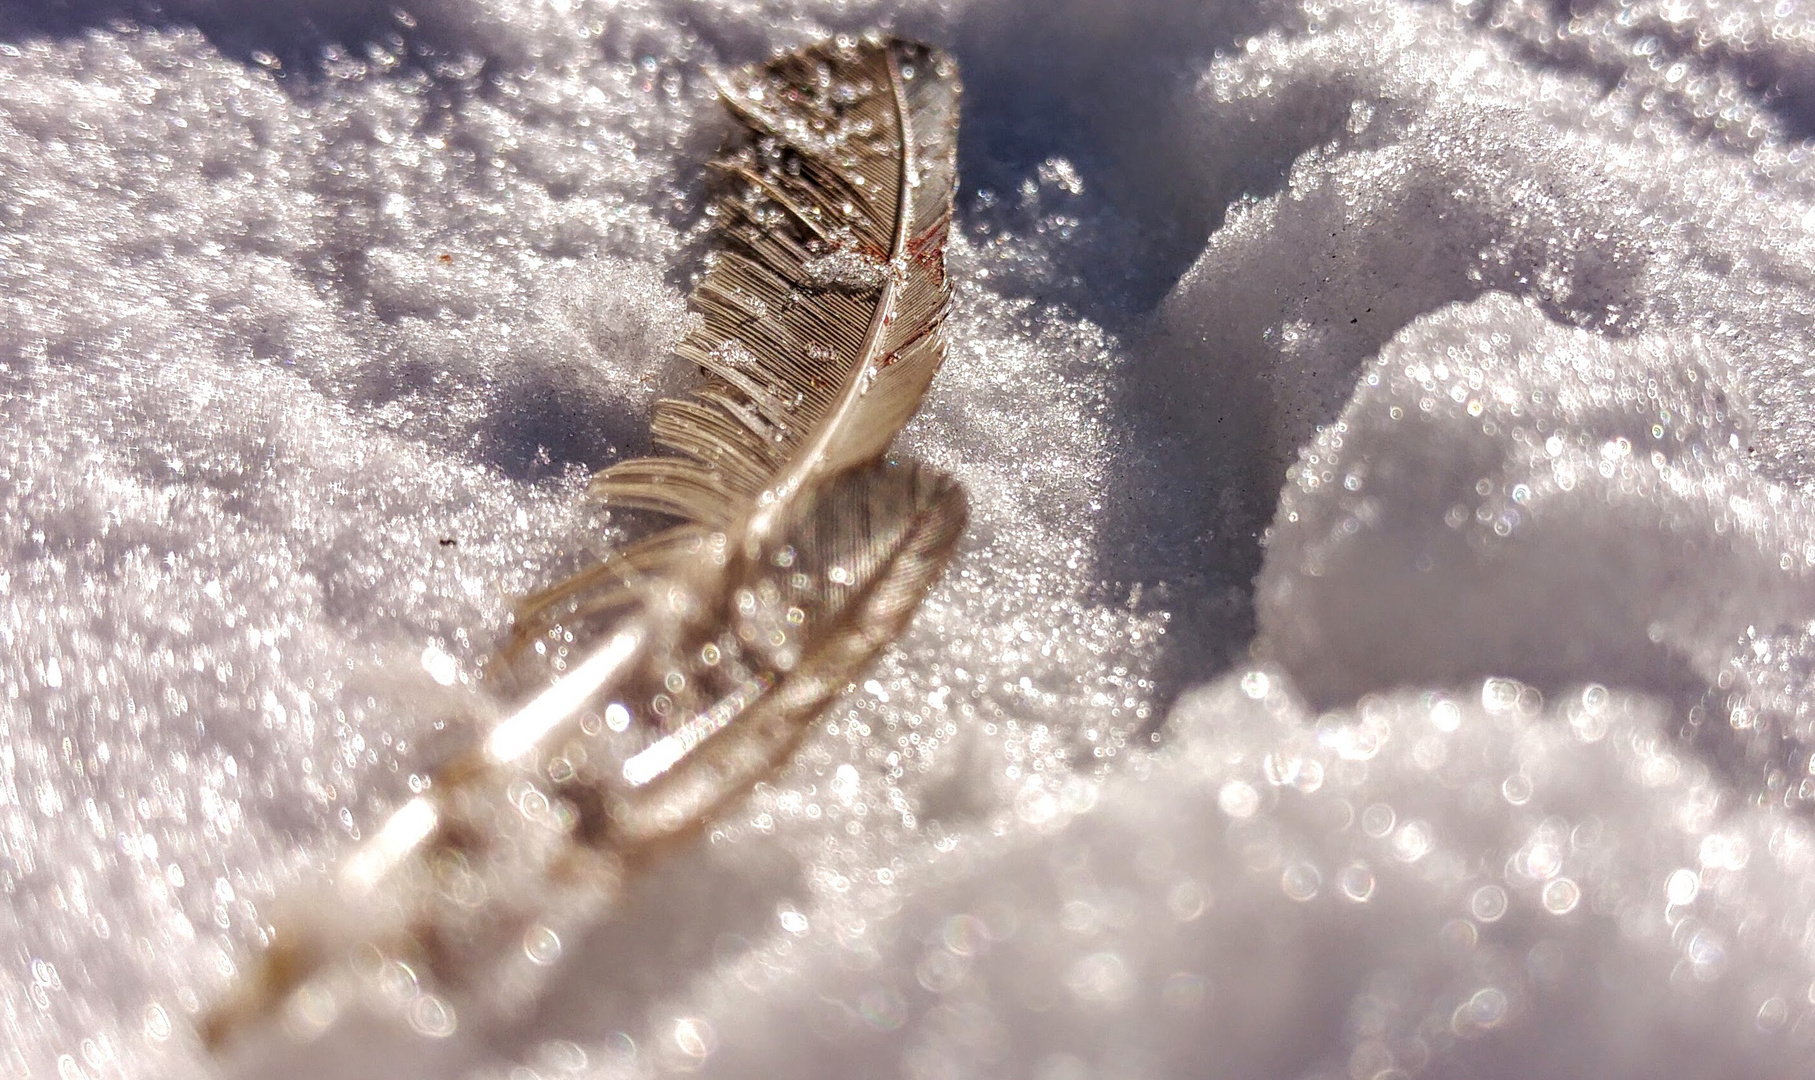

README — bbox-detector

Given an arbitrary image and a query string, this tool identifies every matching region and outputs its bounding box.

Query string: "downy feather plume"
[203,34,964,1054]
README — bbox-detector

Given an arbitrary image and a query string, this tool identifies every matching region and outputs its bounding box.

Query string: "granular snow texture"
[5,0,1815,1078]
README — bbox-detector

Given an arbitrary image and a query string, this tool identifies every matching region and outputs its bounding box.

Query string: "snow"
[5,0,1815,1077]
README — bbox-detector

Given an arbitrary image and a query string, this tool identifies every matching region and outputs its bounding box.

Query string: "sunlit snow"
[5,0,1815,1077]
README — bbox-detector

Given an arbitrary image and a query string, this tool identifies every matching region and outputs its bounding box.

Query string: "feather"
[202,35,966,1055]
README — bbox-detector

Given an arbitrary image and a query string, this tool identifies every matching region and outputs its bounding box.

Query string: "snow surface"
[7,0,1815,1077]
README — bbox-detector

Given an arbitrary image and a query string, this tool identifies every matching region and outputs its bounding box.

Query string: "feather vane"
[590,34,961,530]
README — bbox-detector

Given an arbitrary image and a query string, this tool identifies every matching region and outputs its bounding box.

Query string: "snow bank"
[6,0,1815,1077]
